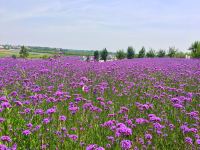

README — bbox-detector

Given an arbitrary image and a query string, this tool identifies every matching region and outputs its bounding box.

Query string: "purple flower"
[15,101,23,106]
[145,134,152,140]
[196,139,200,145]
[59,115,67,121]
[173,104,183,109]
[46,107,56,114]
[185,137,193,145]
[0,117,5,123]
[1,136,12,142]
[1,102,11,108]
[120,140,132,150]
[34,109,44,115]
[22,130,31,135]
[135,118,149,124]
[95,147,105,150]
[0,144,7,149]
[26,123,33,128]
[68,134,78,141]
[86,144,97,150]
[43,118,50,124]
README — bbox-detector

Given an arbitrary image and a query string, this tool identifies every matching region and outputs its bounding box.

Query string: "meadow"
[0,49,52,58]
[0,57,199,150]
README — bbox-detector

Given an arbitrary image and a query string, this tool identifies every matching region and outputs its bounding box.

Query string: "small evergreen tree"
[19,46,29,58]
[157,49,166,57]
[116,49,126,60]
[189,41,200,58]
[100,48,108,61]
[127,46,135,59]
[138,47,146,58]
[146,49,156,58]
[168,47,177,58]
[94,50,99,61]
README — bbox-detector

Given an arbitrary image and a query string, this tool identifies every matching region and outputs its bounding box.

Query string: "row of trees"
[114,46,180,60]
[17,41,200,60]
[93,48,108,61]
[93,41,200,61]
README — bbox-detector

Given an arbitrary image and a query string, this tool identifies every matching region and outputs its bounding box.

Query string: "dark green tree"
[146,49,156,58]
[157,49,166,57]
[100,48,108,61]
[94,50,99,61]
[19,46,29,58]
[127,46,135,59]
[116,49,126,60]
[168,47,177,58]
[138,47,146,58]
[189,41,200,58]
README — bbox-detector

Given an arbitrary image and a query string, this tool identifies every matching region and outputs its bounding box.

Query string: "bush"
[42,55,49,59]
[94,51,99,61]
[157,49,166,57]
[138,47,146,58]
[168,47,177,58]
[127,46,135,59]
[146,49,156,58]
[12,54,17,59]
[19,46,29,58]
[189,41,200,58]
[100,48,108,61]
[116,50,126,60]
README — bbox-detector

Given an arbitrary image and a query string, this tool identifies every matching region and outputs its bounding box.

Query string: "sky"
[0,0,200,52]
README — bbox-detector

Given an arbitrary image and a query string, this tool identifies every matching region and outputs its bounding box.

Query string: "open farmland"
[0,49,52,58]
[0,57,199,149]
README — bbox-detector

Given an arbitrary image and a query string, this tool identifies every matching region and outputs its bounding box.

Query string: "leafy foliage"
[19,46,29,58]
[127,46,135,59]
[189,41,200,58]
[100,48,108,61]
[157,49,166,57]
[138,47,146,58]
[116,50,126,60]
[168,47,177,58]
[94,51,99,61]
[146,49,156,58]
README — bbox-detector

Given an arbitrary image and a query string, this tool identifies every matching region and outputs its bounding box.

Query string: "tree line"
[93,41,200,61]
[16,41,200,60]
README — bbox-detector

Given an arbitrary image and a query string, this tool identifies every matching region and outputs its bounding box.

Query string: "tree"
[116,49,126,60]
[146,49,156,58]
[138,47,146,58]
[175,51,186,58]
[189,41,200,58]
[19,46,29,58]
[168,47,177,58]
[100,48,108,61]
[94,50,99,61]
[157,49,166,57]
[127,46,135,59]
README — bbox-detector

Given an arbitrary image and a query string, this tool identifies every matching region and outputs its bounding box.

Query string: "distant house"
[0,46,4,49]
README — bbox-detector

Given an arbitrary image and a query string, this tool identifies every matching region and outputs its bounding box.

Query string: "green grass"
[0,49,52,58]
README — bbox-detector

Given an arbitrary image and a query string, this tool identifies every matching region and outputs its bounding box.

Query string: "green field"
[0,49,52,58]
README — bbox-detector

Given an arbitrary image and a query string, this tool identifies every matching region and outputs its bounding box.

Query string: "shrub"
[127,46,135,59]
[116,50,126,60]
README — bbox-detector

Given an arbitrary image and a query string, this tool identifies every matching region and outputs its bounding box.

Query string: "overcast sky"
[0,0,200,52]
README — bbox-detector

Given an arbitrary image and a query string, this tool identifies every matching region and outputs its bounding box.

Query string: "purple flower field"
[0,57,199,149]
